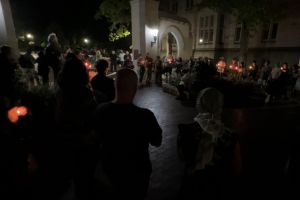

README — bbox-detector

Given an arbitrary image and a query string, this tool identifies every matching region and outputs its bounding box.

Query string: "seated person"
[91,59,115,103]
[178,88,241,200]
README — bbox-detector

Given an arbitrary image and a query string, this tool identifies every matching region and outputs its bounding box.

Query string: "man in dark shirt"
[91,59,115,102]
[93,69,162,199]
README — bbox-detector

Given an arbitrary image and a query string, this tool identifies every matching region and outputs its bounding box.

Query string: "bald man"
[93,69,162,199]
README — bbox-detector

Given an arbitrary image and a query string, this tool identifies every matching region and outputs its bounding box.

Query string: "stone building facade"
[131,0,300,65]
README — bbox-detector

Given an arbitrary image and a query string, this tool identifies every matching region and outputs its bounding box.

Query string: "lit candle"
[8,106,28,123]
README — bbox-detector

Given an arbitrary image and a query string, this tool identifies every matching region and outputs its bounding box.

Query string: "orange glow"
[217,60,226,73]
[84,62,92,69]
[89,71,97,81]
[7,106,28,123]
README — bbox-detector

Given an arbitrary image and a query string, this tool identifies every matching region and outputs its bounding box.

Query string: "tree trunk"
[240,21,249,65]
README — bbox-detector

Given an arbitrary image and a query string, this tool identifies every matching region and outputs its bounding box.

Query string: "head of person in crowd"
[65,52,78,61]
[47,33,59,46]
[25,46,33,55]
[114,68,138,104]
[95,59,109,76]
[57,57,89,92]
[264,60,270,67]
[293,64,299,74]
[194,88,224,139]
[0,45,17,64]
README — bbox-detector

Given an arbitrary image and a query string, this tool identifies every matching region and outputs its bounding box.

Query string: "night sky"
[10,0,111,47]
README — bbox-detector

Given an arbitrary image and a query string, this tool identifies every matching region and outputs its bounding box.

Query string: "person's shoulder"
[91,74,99,82]
[96,102,113,113]
[135,106,150,113]
[104,76,114,82]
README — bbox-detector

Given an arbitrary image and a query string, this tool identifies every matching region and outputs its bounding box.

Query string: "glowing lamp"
[26,33,34,40]
[83,38,90,44]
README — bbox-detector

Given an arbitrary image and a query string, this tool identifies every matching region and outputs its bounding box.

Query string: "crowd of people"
[160,56,300,105]
[0,32,163,199]
[1,31,300,200]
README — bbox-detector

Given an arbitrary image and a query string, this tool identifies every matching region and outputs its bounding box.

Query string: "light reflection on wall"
[0,0,7,45]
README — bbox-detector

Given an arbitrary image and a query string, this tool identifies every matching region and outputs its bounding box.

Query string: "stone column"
[0,0,17,49]
[130,0,159,60]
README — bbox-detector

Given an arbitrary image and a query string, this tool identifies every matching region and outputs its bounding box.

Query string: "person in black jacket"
[93,69,162,200]
[91,59,115,103]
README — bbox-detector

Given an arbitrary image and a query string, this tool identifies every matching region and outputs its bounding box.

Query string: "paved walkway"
[134,86,197,200]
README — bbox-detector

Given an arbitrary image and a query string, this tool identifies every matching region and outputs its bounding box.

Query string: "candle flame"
[7,106,28,123]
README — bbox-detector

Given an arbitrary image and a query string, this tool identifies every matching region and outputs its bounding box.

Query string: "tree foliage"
[95,0,131,42]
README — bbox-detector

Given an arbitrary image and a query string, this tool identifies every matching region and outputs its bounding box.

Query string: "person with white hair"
[45,33,62,81]
[92,69,162,199]
[178,87,241,200]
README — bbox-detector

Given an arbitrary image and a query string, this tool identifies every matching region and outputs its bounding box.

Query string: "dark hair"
[95,59,109,74]
[65,53,77,61]
[0,45,12,55]
[58,57,89,90]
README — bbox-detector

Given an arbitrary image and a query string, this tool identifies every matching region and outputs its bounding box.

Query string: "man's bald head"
[115,69,138,104]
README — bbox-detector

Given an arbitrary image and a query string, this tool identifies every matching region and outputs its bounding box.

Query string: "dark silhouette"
[19,47,35,69]
[37,49,49,85]
[155,56,163,86]
[178,88,241,200]
[145,53,153,85]
[93,69,162,199]
[109,50,117,72]
[56,57,97,200]
[137,54,146,84]
[91,59,115,102]
[0,46,18,98]
[45,33,62,81]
